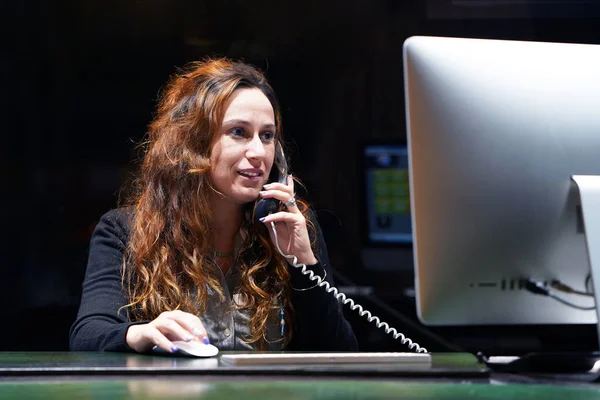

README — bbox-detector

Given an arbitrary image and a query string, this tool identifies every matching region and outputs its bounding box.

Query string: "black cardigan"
[69,208,358,352]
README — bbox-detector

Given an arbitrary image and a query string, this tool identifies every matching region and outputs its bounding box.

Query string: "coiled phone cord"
[269,222,428,354]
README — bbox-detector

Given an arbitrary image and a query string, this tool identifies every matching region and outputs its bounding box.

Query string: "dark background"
[3,0,600,354]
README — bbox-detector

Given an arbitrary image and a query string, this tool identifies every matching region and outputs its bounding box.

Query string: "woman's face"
[209,88,276,206]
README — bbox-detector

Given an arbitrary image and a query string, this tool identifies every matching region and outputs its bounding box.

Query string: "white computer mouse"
[152,340,219,358]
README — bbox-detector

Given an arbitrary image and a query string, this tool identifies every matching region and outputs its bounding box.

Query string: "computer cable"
[525,278,595,311]
[550,277,593,297]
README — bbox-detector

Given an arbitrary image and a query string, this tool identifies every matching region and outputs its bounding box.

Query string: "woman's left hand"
[258,175,318,266]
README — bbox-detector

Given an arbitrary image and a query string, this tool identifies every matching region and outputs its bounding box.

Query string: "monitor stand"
[572,174,600,348]
[495,176,600,375]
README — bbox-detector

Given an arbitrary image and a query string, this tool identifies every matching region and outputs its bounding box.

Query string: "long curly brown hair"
[121,58,312,348]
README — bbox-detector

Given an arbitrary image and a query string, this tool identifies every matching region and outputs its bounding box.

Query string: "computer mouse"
[152,340,219,358]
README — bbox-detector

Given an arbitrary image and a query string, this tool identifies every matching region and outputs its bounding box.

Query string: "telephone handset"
[255,141,289,222]
[257,143,427,354]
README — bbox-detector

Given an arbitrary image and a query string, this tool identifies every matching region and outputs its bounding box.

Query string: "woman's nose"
[246,134,266,158]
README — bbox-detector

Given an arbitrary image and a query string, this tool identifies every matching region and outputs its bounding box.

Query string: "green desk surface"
[0,352,487,377]
[2,377,600,400]
[0,352,598,399]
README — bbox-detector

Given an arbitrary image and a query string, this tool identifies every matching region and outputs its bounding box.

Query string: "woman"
[69,58,358,353]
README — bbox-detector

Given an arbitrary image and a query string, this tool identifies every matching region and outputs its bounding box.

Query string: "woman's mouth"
[238,169,263,181]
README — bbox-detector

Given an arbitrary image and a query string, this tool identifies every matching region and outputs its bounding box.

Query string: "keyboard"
[219,352,432,366]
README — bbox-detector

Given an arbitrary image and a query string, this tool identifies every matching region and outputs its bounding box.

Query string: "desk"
[0,352,599,399]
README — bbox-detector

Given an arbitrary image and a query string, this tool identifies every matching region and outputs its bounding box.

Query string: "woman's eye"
[261,131,276,142]
[229,127,245,137]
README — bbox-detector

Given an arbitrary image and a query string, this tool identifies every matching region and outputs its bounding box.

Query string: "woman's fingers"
[260,175,300,212]
[260,190,299,214]
[168,310,210,344]
[125,324,177,353]
[258,192,299,213]
[151,317,192,343]
[154,311,210,343]
[263,175,294,193]
[287,174,295,191]
[259,211,304,225]
[126,311,210,353]
[259,188,289,201]
[146,326,179,353]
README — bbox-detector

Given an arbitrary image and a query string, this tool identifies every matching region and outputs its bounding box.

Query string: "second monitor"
[360,143,414,271]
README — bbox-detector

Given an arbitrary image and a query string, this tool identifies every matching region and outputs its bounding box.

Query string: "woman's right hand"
[125,310,209,353]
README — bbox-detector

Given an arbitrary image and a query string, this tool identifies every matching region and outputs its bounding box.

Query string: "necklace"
[209,248,234,258]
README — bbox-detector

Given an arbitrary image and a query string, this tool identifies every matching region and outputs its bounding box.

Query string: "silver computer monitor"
[404,36,600,326]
